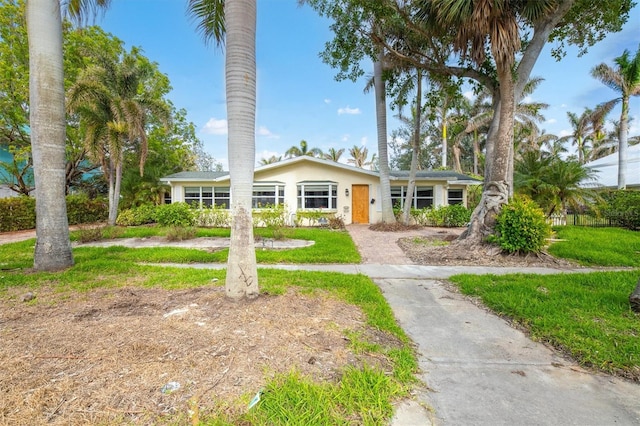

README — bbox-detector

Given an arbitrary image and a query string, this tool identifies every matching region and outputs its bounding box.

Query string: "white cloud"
[560,103,568,108]
[341,134,350,142]
[202,118,227,135]
[360,137,368,146]
[338,106,361,115]
[558,129,572,138]
[463,90,475,100]
[522,95,533,103]
[257,126,279,139]
[324,99,331,104]
[546,118,557,124]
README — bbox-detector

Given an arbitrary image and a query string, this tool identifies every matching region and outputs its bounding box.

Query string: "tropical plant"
[189,0,259,300]
[559,106,613,164]
[285,139,322,158]
[323,147,345,162]
[591,45,640,189]
[347,144,374,169]
[68,47,171,225]
[259,154,282,165]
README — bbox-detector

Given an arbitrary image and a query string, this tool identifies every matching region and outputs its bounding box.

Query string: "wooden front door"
[351,184,369,224]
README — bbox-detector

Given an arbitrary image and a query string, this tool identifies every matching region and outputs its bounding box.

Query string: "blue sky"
[99,0,640,169]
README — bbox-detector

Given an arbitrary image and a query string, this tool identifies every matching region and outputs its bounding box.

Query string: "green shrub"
[253,203,287,228]
[195,204,230,227]
[0,196,36,232]
[155,202,195,227]
[116,204,157,226]
[77,226,105,243]
[66,194,108,225]
[599,190,640,231]
[295,210,330,227]
[488,195,552,253]
[409,205,471,227]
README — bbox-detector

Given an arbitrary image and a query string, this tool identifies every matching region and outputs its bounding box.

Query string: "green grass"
[548,226,640,267]
[450,270,640,379]
[0,236,413,425]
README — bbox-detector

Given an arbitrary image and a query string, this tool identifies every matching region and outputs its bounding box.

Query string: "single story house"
[160,156,481,225]
[583,143,640,189]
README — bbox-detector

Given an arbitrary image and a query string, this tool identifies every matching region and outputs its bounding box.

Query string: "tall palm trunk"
[618,95,629,189]
[225,0,258,300]
[373,52,395,223]
[26,0,73,271]
[402,71,422,225]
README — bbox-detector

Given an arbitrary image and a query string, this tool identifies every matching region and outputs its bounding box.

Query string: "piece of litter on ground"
[247,389,263,410]
[211,278,219,282]
[163,308,189,318]
[161,381,181,394]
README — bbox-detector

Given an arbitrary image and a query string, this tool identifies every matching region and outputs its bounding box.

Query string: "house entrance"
[351,184,369,224]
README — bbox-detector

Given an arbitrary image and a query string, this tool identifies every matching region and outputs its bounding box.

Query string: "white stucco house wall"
[584,144,640,189]
[160,156,481,225]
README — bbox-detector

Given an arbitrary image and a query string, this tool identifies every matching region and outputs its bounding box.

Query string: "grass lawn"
[548,226,640,267]
[450,226,640,380]
[0,228,413,425]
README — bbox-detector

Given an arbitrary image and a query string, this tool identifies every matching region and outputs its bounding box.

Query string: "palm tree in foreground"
[591,45,640,189]
[188,0,259,300]
[26,0,110,271]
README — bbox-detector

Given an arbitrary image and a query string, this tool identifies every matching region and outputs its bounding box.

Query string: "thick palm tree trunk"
[225,0,258,300]
[26,0,73,271]
[373,52,395,223]
[462,61,515,243]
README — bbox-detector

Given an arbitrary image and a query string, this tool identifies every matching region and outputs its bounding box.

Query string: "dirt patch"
[0,286,396,425]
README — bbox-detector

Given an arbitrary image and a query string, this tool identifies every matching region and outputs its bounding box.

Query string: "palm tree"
[68,48,170,225]
[259,154,281,165]
[25,0,110,271]
[347,145,373,168]
[591,45,640,189]
[323,147,344,162]
[559,105,613,164]
[285,139,322,158]
[189,0,259,300]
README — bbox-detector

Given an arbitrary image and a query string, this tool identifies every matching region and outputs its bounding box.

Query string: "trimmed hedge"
[0,195,107,232]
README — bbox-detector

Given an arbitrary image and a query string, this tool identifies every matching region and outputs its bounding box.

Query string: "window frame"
[447,188,464,205]
[297,181,338,210]
[252,183,285,209]
[390,185,434,209]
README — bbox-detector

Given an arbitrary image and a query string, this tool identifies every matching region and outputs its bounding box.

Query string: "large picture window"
[297,182,337,209]
[391,186,434,209]
[252,184,285,208]
[184,186,229,208]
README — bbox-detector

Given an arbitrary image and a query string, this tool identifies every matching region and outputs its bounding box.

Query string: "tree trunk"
[460,60,515,244]
[618,95,629,190]
[373,51,395,223]
[630,277,640,313]
[26,0,73,271]
[225,0,259,300]
[402,71,422,225]
[473,129,480,175]
[108,153,123,226]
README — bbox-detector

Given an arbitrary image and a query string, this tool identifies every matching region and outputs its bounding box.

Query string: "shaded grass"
[450,270,640,379]
[548,226,640,267]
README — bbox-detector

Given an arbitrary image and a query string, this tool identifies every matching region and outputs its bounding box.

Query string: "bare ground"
[0,284,399,425]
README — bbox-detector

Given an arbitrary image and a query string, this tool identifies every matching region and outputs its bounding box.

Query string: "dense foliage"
[599,190,640,230]
[488,196,552,253]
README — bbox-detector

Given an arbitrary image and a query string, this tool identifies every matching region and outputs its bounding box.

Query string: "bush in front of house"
[0,196,36,232]
[155,202,195,227]
[599,190,640,231]
[116,204,157,226]
[195,204,231,228]
[488,195,552,253]
[66,194,108,225]
[408,205,471,227]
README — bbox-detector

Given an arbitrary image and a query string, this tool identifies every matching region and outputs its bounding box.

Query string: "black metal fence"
[549,213,638,228]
